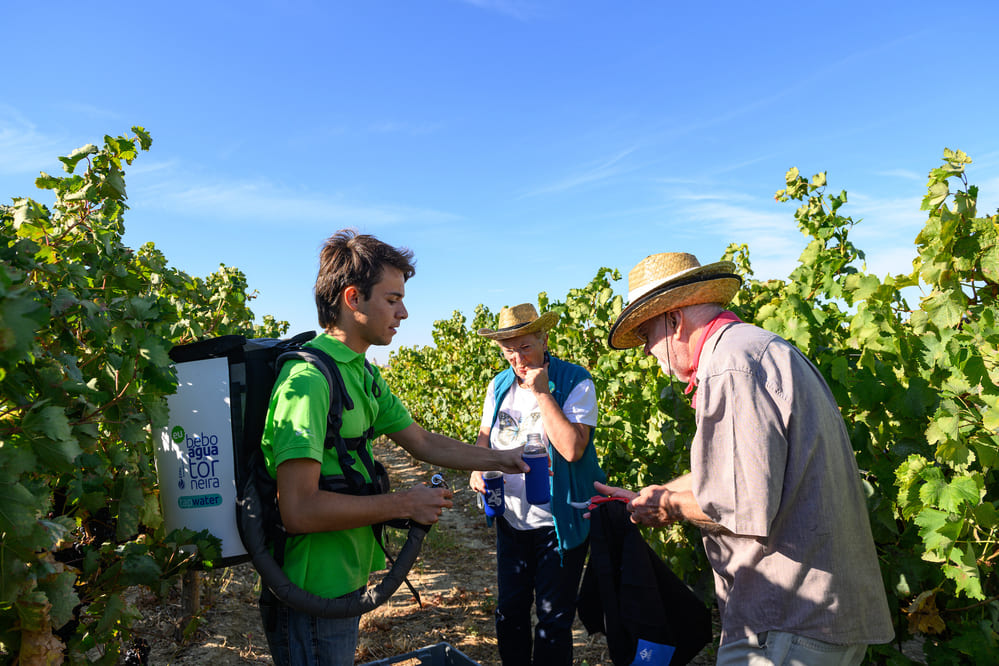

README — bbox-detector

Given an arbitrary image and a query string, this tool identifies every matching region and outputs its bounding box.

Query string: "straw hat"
[608,252,742,349]
[477,303,559,340]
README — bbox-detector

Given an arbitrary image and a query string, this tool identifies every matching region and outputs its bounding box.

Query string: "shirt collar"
[311,332,366,365]
[684,310,742,403]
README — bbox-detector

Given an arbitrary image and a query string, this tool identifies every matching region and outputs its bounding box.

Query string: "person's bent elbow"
[278,500,310,534]
[561,425,591,462]
[275,458,325,534]
[562,443,586,463]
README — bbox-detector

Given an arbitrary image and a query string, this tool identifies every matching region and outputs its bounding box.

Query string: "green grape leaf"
[936,475,983,514]
[922,181,951,210]
[922,291,967,329]
[914,507,960,553]
[943,544,984,600]
[58,144,98,173]
[21,406,82,471]
[0,479,42,533]
[37,568,79,628]
[972,501,999,529]
[0,289,46,361]
[115,476,144,540]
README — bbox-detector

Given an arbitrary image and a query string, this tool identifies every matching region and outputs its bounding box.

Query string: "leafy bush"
[0,129,286,664]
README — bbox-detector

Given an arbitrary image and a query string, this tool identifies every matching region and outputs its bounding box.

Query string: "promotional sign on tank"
[155,356,247,560]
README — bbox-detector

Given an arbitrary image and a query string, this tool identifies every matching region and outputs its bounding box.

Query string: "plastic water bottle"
[522,433,550,504]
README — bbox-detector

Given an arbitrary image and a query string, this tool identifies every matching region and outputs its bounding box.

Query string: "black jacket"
[576,500,713,665]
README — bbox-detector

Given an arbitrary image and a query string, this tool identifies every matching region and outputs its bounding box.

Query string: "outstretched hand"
[592,481,638,501]
[591,481,680,527]
[495,446,530,474]
[405,484,454,525]
[585,481,638,519]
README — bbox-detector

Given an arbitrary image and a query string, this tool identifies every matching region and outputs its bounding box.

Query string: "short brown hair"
[314,229,416,328]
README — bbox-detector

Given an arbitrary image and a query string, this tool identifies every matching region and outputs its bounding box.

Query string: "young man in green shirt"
[259,229,528,666]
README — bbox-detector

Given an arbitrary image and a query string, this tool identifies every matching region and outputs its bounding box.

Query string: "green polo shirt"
[260,334,413,599]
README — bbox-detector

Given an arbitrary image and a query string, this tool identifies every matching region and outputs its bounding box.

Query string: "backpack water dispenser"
[155,353,248,565]
[154,332,431,615]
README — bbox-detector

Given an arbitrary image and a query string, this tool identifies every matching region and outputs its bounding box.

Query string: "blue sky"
[3,1,998,363]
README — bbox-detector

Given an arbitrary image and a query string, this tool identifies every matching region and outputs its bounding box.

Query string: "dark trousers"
[495,516,588,666]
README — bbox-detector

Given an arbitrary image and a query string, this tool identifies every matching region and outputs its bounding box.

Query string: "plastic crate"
[359,641,479,665]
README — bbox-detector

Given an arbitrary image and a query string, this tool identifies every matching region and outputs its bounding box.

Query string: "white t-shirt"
[480,377,598,530]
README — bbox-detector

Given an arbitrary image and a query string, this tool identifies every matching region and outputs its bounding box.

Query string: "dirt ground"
[131,438,719,665]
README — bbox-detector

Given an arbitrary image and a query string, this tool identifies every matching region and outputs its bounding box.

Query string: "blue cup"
[630,638,676,665]
[482,471,505,518]
[522,442,550,505]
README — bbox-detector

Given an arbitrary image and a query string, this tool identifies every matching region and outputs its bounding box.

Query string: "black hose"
[238,469,430,618]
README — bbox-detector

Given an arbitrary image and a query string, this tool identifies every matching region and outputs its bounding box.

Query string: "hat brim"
[608,267,741,349]
[478,311,559,340]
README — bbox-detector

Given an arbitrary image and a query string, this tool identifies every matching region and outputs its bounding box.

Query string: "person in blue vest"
[469,303,605,666]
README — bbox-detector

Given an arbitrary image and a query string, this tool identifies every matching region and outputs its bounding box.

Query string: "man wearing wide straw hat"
[471,303,605,665]
[598,252,893,665]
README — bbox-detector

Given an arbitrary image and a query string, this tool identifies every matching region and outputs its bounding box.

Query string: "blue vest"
[489,354,606,552]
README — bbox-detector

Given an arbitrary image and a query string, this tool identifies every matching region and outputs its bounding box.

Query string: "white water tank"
[154,356,247,563]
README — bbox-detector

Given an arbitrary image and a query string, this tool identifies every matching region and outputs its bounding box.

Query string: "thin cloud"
[126,159,180,176]
[682,201,789,236]
[0,108,63,176]
[711,154,778,177]
[520,146,639,198]
[848,192,925,235]
[131,171,461,228]
[672,199,806,279]
[844,191,926,277]
[671,190,756,204]
[685,190,931,282]
[875,168,923,181]
[647,30,931,152]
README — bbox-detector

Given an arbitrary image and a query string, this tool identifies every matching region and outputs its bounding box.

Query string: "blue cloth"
[631,639,676,665]
[489,354,606,552]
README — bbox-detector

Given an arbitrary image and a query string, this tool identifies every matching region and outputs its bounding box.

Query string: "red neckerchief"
[684,310,742,409]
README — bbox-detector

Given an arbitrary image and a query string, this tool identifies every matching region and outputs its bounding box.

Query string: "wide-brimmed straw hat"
[477,303,559,340]
[608,252,742,349]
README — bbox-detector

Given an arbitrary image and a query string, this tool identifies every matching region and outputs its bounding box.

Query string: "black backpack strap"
[276,348,370,492]
[365,359,382,399]
[348,361,380,485]
[242,344,427,617]
[371,521,423,608]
